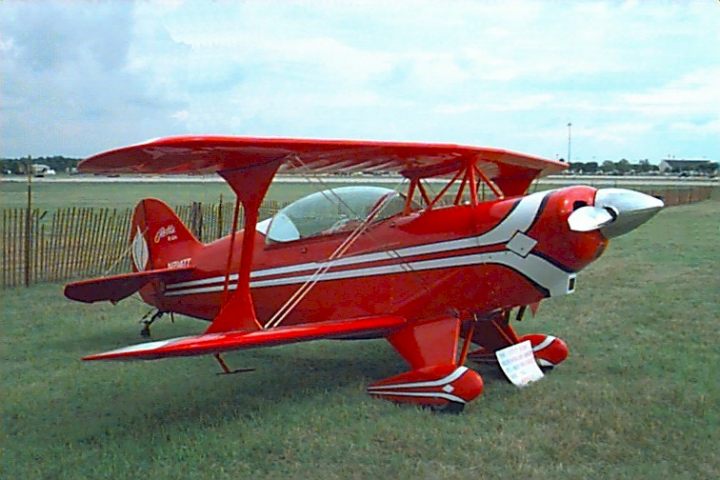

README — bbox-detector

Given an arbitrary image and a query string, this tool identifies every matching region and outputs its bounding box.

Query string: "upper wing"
[78,136,566,196]
[83,315,406,361]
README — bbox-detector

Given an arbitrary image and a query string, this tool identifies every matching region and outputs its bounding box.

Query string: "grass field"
[2,199,719,479]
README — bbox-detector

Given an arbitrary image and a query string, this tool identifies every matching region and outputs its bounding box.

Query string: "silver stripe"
[532,335,557,352]
[367,366,468,391]
[168,273,239,290]
[367,390,467,404]
[165,250,572,298]
[96,336,193,356]
[166,190,554,291]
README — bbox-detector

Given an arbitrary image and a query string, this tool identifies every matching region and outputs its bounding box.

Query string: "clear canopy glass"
[265,186,410,243]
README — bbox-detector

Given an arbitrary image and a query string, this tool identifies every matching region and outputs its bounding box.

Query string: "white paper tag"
[496,340,544,387]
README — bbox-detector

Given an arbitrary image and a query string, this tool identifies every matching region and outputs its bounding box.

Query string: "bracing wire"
[263,192,394,329]
[102,226,148,276]
[263,156,435,329]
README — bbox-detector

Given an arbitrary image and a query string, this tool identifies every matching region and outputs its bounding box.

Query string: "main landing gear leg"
[368,317,484,413]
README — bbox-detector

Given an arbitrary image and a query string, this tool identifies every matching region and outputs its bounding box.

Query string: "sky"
[1,0,719,163]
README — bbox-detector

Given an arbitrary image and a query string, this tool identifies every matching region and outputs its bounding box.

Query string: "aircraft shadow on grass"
[46,329,516,436]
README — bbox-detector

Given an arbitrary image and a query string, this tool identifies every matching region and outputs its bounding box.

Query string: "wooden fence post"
[32,210,40,284]
[39,222,46,284]
[48,210,58,281]
[217,194,224,239]
[196,202,203,240]
[24,156,32,287]
[97,208,110,273]
[12,209,17,286]
[2,209,6,288]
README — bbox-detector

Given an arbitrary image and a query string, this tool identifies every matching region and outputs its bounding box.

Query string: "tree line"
[567,159,717,175]
[1,156,80,174]
[566,159,658,175]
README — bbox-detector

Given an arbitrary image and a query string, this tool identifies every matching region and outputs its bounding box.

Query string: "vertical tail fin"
[130,199,202,272]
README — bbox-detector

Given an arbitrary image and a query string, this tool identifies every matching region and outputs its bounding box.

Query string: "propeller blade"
[568,206,614,232]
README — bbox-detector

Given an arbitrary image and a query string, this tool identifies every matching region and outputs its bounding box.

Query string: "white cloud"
[577,122,655,145]
[435,93,555,115]
[171,110,190,122]
[670,119,720,136]
[620,68,720,117]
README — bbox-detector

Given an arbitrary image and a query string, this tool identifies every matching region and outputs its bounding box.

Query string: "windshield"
[266,186,409,243]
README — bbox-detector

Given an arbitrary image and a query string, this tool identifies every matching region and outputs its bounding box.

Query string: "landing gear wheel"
[518,334,569,370]
[431,401,465,415]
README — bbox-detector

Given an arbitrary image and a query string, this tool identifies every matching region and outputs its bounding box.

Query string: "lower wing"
[83,315,406,361]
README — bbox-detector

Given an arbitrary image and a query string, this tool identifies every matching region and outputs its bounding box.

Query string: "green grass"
[2,199,719,479]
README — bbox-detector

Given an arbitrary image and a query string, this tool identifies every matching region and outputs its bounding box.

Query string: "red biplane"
[65,136,663,411]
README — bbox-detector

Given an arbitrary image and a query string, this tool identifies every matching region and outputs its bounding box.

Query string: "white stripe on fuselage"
[165,190,554,292]
[165,250,573,298]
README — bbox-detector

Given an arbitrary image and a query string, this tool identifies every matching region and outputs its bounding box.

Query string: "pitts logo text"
[155,225,177,243]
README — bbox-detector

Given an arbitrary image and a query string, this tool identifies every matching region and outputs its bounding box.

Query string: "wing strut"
[205,159,283,334]
[403,157,506,211]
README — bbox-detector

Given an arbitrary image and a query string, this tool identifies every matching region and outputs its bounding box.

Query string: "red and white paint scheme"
[65,136,664,411]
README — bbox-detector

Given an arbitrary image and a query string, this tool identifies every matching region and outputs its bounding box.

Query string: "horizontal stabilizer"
[83,315,406,361]
[65,267,195,303]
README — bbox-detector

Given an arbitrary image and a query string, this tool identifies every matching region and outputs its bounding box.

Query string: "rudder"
[130,198,202,272]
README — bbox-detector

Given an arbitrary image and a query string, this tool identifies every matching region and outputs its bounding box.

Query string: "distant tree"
[616,159,631,174]
[584,161,599,173]
[568,162,584,173]
[0,156,80,174]
[636,159,658,173]
[0,158,21,173]
[601,160,616,173]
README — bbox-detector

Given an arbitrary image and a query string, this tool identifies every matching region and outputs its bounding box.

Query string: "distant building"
[32,164,56,176]
[659,159,716,175]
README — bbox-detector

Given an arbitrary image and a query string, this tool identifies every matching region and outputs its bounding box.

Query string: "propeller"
[568,205,615,232]
[568,188,664,238]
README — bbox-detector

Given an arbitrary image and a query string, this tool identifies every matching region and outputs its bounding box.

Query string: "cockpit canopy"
[264,186,410,243]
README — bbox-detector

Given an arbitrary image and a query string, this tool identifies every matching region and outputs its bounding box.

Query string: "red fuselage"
[146,186,606,327]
